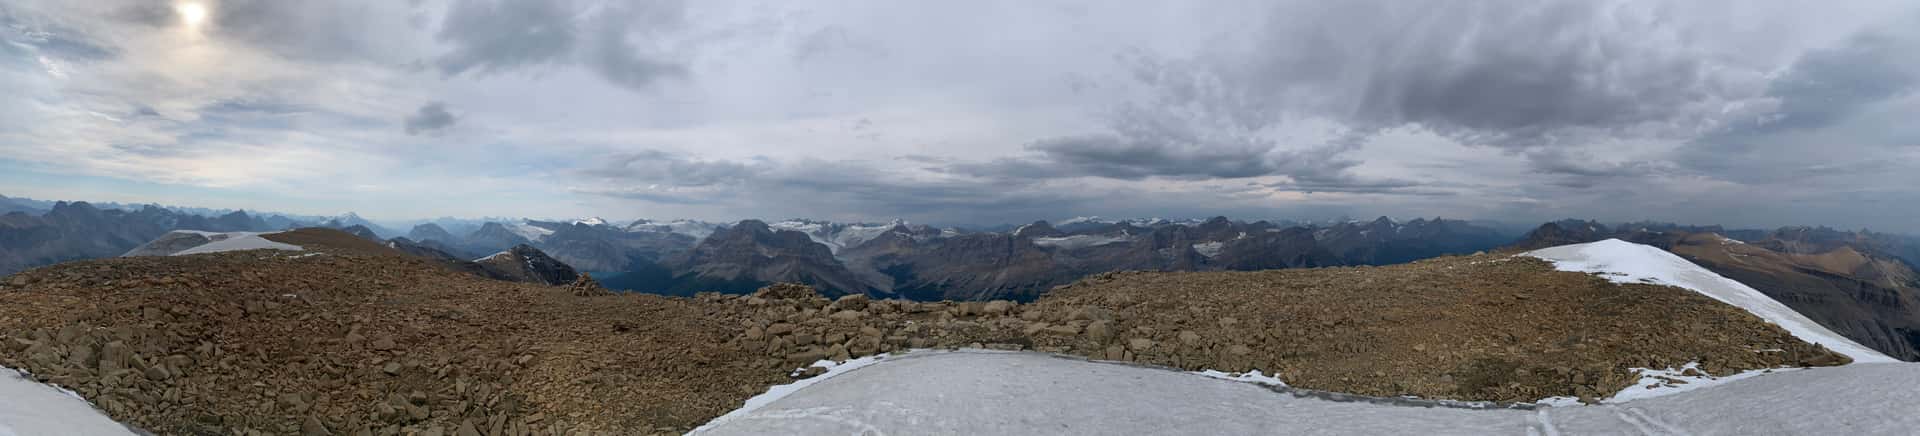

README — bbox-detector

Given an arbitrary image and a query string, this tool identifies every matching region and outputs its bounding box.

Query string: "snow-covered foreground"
[0,367,138,435]
[692,350,1920,435]
[1523,239,1894,363]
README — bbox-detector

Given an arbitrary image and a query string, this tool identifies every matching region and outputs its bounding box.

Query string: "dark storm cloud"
[954,134,1291,181]
[434,0,578,76]
[1120,0,1725,155]
[403,102,457,135]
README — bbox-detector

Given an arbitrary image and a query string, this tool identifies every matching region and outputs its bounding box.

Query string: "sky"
[2,0,1918,230]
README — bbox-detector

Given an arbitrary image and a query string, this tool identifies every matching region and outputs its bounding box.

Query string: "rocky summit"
[0,246,1848,434]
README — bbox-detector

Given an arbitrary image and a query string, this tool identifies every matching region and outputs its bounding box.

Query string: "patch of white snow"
[1192,369,1287,387]
[1031,234,1133,250]
[1604,362,1794,403]
[1191,241,1225,258]
[689,353,893,434]
[172,232,302,256]
[1,367,137,435]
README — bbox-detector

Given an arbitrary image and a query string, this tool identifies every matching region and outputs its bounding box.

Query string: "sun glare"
[177,2,208,28]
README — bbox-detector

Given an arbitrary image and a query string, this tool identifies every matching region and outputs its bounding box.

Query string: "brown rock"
[828,310,864,321]
[831,294,869,311]
[302,416,332,436]
[766,323,797,336]
[456,420,482,436]
[1085,321,1114,343]
[1068,306,1114,321]
[754,283,822,300]
[981,300,1014,316]
[1127,338,1155,352]
[371,337,397,351]
[1020,309,1045,322]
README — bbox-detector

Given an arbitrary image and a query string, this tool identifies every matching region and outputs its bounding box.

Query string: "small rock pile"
[566,273,612,297]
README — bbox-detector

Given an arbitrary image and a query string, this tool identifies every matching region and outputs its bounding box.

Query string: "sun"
[177,2,208,28]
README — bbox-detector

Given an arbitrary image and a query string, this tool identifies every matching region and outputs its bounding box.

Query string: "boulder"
[831,294,869,311]
[754,283,822,300]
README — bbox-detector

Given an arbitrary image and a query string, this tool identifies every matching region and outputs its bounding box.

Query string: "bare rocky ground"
[0,245,1847,435]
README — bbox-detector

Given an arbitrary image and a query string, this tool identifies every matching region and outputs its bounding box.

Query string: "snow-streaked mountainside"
[1031,234,1136,250]
[1,367,138,435]
[503,221,556,242]
[1525,239,1895,363]
[768,219,932,253]
[624,219,725,239]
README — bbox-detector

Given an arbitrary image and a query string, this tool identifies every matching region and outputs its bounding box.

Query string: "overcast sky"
[2,0,1918,230]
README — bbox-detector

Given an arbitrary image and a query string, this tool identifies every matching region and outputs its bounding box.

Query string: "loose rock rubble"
[0,250,1850,434]
[566,273,611,297]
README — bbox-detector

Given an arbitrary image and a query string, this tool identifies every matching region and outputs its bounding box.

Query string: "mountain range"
[409,215,1516,302]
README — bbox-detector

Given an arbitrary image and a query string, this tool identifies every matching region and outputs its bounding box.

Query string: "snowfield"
[1,367,137,435]
[1524,239,1894,363]
[692,350,1920,435]
[169,231,303,256]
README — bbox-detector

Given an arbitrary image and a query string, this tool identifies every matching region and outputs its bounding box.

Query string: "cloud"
[1122,0,1741,151]
[578,149,759,187]
[403,102,457,135]
[433,0,685,90]
[582,2,688,90]
[1,5,119,62]
[1675,15,1920,184]
[434,0,579,77]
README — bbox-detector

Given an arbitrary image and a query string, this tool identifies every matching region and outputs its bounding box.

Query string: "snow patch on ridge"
[1191,241,1225,258]
[1523,239,1894,363]
[171,231,302,256]
[504,221,554,242]
[1032,234,1133,250]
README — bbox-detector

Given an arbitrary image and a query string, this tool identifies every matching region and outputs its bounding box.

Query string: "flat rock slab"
[694,351,1920,436]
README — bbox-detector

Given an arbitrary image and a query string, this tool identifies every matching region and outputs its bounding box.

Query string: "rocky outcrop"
[406,223,457,245]
[656,220,875,296]
[462,222,534,255]
[567,272,613,296]
[534,221,696,273]
[473,244,580,286]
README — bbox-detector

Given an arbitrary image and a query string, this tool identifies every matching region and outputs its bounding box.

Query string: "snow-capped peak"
[573,217,607,226]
